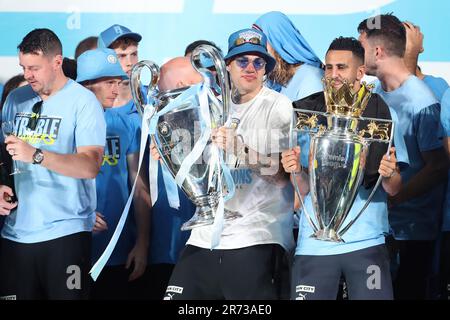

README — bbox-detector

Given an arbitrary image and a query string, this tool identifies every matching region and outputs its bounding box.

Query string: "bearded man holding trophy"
[281,37,405,300]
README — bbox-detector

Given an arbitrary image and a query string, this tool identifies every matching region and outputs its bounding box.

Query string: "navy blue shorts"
[164,244,288,300]
[0,232,91,300]
[291,244,393,300]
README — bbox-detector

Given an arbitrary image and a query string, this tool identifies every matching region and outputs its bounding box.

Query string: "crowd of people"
[0,11,449,301]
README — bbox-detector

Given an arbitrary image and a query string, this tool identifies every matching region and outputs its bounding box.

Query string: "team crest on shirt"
[103,136,121,166]
[13,113,61,145]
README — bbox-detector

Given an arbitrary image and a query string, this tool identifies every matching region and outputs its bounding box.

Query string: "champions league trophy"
[130,45,237,231]
[291,78,394,242]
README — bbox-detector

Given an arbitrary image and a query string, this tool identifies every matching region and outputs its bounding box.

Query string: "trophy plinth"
[312,228,342,242]
[180,193,219,231]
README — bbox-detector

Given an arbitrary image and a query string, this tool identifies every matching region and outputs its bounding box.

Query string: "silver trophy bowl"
[309,116,368,241]
[292,79,394,242]
[130,45,238,231]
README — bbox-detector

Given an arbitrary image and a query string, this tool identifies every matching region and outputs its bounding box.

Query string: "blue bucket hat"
[76,48,128,83]
[98,24,142,48]
[224,28,276,74]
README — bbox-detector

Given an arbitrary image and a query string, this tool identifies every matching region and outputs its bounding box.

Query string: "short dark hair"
[1,74,26,110]
[62,58,77,80]
[75,36,98,59]
[185,40,222,56]
[18,28,62,56]
[326,37,365,64]
[357,14,406,58]
[109,37,138,50]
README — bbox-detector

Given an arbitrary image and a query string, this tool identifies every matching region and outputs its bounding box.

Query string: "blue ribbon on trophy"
[146,82,234,247]
[130,45,236,250]
[90,101,153,281]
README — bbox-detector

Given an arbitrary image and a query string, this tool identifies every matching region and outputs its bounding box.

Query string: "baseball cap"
[76,48,128,83]
[98,24,142,48]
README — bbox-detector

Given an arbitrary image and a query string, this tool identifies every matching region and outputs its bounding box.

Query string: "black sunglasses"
[28,100,43,131]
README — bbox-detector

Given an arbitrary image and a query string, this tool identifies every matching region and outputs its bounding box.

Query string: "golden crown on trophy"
[323,78,374,117]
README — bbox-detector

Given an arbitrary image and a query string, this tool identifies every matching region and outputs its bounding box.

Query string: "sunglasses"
[27,100,43,131]
[234,36,262,47]
[235,57,266,71]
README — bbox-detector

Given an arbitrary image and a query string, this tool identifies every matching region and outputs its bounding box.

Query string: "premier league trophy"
[291,78,394,242]
[130,45,237,231]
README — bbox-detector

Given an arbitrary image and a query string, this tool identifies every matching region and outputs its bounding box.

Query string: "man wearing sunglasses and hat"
[163,28,294,300]
[0,29,106,300]
[77,48,150,299]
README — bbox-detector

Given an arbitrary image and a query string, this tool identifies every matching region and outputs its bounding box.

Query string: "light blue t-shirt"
[280,64,324,102]
[1,80,106,243]
[116,99,137,117]
[92,108,140,266]
[426,77,450,232]
[149,163,195,265]
[266,64,323,100]
[297,188,388,256]
[423,75,449,102]
[375,76,445,240]
[116,100,143,140]
[115,83,147,124]
[440,88,450,232]
[282,65,324,167]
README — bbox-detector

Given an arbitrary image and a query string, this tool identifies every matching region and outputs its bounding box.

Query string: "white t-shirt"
[187,86,295,250]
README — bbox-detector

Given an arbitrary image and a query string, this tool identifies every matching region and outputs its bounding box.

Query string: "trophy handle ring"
[130,60,160,119]
[189,45,231,127]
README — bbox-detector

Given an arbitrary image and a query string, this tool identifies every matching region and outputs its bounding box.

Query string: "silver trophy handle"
[337,121,395,237]
[289,111,319,233]
[188,45,238,219]
[189,44,230,126]
[130,60,160,118]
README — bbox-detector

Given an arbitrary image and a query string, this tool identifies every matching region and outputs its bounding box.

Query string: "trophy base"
[181,206,215,231]
[180,208,243,231]
[310,228,345,242]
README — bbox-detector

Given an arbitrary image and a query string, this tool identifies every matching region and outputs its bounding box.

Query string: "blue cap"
[224,28,275,74]
[98,24,142,48]
[76,48,128,83]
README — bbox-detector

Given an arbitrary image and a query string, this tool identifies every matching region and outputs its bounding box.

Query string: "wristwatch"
[32,148,44,165]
